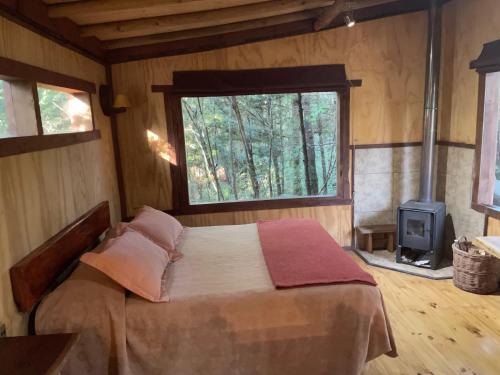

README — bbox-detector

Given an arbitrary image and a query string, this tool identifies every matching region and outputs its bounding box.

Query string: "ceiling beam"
[80,0,333,40]
[48,0,270,26]
[107,0,436,64]
[103,9,324,50]
[0,0,104,63]
[43,0,82,4]
[314,0,344,31]
[107,19,314,63]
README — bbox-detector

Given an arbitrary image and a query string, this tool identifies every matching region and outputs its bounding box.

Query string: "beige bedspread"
[36,224,396,375]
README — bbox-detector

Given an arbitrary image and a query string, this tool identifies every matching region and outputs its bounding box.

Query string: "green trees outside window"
[37,84,92,134]
[181,92,338,204]
[0,81,9,138]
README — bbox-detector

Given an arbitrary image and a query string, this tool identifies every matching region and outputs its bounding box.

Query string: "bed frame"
[9,201,111,313]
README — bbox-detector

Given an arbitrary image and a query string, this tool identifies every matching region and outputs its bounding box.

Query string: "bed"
[10,201,396,375]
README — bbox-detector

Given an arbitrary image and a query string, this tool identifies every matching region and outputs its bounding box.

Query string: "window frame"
[155,65,359,215]
[0,56,99,157]
[471,40,500,219]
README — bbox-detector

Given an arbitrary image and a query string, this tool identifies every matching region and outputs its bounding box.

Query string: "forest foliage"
[0,80,91,138]
[0,81,8,138]
[37,85,92,134]
[181,91,339,204]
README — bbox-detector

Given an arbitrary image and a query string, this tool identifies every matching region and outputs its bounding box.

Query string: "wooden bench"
[356,224,396,253]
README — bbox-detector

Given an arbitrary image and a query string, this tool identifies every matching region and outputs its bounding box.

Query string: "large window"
[0,80,9,138]
[493,72,500,206]
[0,56,99,158]
[475,71,500,207]
[471,40,500,216]
[181,92,339,204]
[158,65,358,214]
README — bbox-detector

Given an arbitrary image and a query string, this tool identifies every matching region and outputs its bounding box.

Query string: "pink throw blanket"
[257,219,376,288]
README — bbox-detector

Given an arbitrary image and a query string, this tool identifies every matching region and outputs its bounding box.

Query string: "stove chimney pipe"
[419,0,442,203]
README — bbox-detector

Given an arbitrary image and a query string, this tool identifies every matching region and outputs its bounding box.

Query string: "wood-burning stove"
[395,0,446,270]
[396,200,445,269]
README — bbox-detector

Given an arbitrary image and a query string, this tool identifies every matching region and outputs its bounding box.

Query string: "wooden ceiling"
[0,0,447,64]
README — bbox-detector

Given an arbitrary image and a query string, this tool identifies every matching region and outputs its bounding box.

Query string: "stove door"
[400,210,433,251]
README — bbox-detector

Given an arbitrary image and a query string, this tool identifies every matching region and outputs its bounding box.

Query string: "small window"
[0,56,99,158]
[181,92,339,205]
[37,84,93,135]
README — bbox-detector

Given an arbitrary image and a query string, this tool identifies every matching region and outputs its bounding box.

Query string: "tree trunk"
[229,97,260,199]
[272,154,282,196]
[297,93,312,195]
[317,117,327,194]
[279,105,285,193]
[228,116,239,200]
[303,95,318,195]
[184,102,223,201]
[267,98,274,197]
[196,98,224,201]
[292,152,302,196]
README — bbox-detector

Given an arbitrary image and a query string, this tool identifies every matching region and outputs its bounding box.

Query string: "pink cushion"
[92,222,129,254]
[129,206,184,261]
[105,222,129,240]
[81,228,170,302]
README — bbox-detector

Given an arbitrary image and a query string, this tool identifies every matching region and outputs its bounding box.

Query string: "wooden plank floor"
[351,253,500,375]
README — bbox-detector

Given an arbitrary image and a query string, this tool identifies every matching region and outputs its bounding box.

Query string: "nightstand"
[0,333,78,375]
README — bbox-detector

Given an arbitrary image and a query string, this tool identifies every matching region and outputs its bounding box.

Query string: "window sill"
[471,202,500,220]
[0,130,101,158]
[169,196,353,216]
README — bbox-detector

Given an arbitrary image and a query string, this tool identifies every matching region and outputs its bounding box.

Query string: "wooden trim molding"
[470,39,500,73]
[0,130,101,158]
[0,56,96,93]
[171,65,361,94]
[167,198,353,216]
[349,141,475,149]
[436,140,476,149]
[472,203,500,222]
[154,65,355,215]
[350,142,422,149]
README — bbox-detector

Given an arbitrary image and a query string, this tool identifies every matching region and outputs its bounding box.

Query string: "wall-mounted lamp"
[99,84,131,116]
[113,94,131,112]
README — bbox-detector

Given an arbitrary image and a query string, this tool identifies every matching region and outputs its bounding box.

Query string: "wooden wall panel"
[487,217,500,236]
[176,205,352,247]
[112,12,428,217]
[439,0,500,144]
[0,16,120,335]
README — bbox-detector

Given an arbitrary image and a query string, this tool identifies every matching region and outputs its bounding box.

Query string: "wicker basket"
[452,243,500,294]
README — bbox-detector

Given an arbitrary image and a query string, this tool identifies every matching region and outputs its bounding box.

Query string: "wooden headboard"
[10,201,111,312]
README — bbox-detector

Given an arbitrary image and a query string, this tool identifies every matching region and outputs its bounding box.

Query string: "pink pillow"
[129,206,184,261]
[81,228,170,302]
[105,222,129,240]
